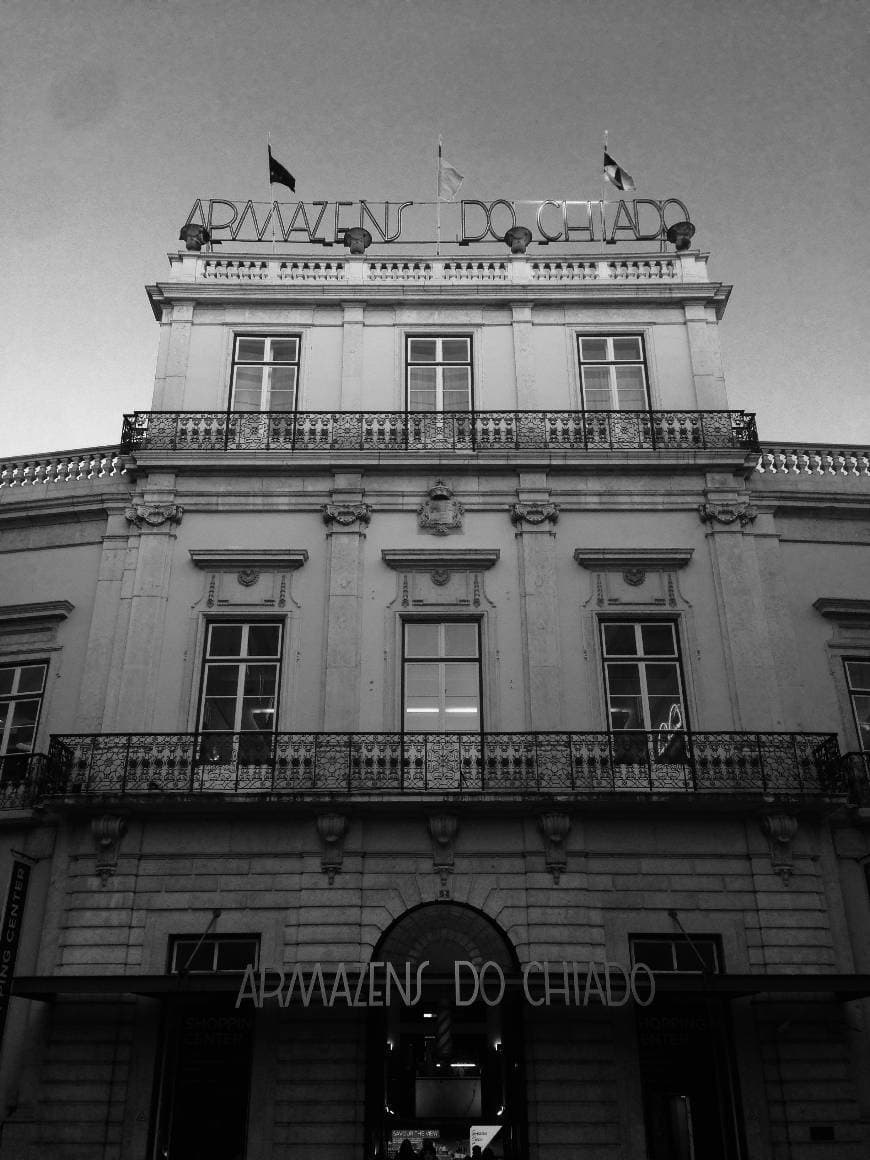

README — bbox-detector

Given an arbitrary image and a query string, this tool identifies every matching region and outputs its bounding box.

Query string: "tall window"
[403,621,481,732]
[578,335,649,411]
[600,622,686,734]
[845,658,870,752]
[0,662,47,767]
[406,337,472,412]
[230,336,300,412]
[198,622,282,763]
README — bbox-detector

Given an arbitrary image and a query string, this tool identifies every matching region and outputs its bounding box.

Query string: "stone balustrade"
[756,445,870,478]
[0,447,127,489]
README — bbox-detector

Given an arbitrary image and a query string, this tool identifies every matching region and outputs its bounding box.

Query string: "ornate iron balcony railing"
[120,410,759,454]
[0,753,49,809]
[43,730,842,800]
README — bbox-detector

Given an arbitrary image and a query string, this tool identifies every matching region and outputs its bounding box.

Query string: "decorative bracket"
[509,502,559,529]
[538,812,571,884]
[761,813,799,883]
[322,503,372,532]
[418,480,464,537]
[428,814,459,898]
[698,502,757,527]
[91,815,127,884]
[316,812,348,884]
[124,503,184,529]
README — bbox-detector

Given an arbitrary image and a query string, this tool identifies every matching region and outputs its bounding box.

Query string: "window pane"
[243,665,277,698]
[202,698,238,731]
[405,624,440,658]
[405,663,441,699]
[581,338,608,361]
[232,367,264,411]
[645,664,681,697]
[649,696,684,732]
[409,339,437,363]
[444,623,478,658]
[614,365,647,410]
[582,366,611,402]
[632,940,675,971]
[641,624,676,656]
[269,338,298,363]
[266,366,297,410]
[241,698,277,731]
[603,624,638,656]
[236,338,266,362]
[247,624,281,657]
[442,367,471,410]
[204,665,240,697]
[0,670,13,696]
[209,625,244,657]
[674,941,718,972]
[609,696,644,730]
[441,338,470,363]
[612,337,642,361]
[846,661,870,691]
[608,664,642,697]
[174,940,215,972]
[17,665,47,694]
[216,940,259,972]
[853,695,870,750]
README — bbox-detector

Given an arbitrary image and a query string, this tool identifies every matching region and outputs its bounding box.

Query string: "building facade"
[0,223,869,1160]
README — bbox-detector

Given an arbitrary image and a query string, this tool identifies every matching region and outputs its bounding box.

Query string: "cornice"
[382,548,500,572]
[573,548,694,570]
[813,598,870,624]
[188,548,309,571]
[0,600,75,625]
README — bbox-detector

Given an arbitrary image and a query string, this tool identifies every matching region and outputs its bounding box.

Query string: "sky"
[2,0,868,458]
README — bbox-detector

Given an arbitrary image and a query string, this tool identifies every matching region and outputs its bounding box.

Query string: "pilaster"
[684,301,727,409]
[510,302,536,409]
[339,303,365,410]
[153,301,194,410]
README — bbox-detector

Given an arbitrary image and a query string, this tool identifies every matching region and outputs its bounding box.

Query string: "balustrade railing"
[43,730,843,800]
[120,410,759,454]
[0,447,126,489]
[756,444,870,478]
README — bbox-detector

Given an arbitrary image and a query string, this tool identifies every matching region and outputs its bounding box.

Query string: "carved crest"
[418,480,464,536]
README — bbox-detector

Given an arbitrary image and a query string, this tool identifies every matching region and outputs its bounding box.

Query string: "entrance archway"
[367,902,525,1160]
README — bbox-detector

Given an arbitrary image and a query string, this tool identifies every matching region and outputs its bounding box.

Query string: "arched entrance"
[366,902,525,1160]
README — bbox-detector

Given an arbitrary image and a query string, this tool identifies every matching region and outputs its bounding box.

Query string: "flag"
[268,147,295,192]
[603,150,635,192]
[437,142,464,200]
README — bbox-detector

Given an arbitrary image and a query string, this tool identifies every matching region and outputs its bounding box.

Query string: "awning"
[12,971,870,1003]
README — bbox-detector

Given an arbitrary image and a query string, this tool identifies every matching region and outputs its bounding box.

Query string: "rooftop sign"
[183,198,692,247]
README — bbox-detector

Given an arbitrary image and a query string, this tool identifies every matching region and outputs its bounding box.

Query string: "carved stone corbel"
[124,503,184,529]
[538,812,571,884]
[761,813,799,883]
[316,812,348,884]
[509,502,559,529]
[698,502,757,527]
[428,814,459,898]
[91,815,127,884]
[322,503,372,532]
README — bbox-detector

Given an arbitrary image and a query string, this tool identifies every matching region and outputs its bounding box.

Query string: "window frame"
[195,620,284,763]
[599,619,689,735]
[576,333,651,413]
[405,334,474,414]
[401,618,483,734]
[630,933,723,975]
[228,334,301,413]
[844,656,870,753]
[168,934,261,975]
[0,659,49,759]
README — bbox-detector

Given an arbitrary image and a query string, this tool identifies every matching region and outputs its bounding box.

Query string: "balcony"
[41,730,843,803]
[120,409,759,455]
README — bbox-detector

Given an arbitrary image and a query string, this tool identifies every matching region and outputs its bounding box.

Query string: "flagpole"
[267,131,276,253]
[601,130,608,243]
[436,137,442,257]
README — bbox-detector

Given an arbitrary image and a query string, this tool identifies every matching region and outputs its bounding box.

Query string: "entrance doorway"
[367,902,525,1160]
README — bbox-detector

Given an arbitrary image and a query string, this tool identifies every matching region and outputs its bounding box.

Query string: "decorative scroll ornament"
[761,813,799,883]
[509,502,559,528]
[237,569,260,587]
[124,503,184,529]
[428,813,459,898]
[418,480,464,537]
[91,815,127,884]
[698,502,757,527]
[322,503,372,530]
[538,812,571,884]
[316,812,348,884]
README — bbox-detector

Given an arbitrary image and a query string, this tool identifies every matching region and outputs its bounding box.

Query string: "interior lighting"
[449,1062,476,1069]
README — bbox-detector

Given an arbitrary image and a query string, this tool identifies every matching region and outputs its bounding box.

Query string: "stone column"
[510,302,536,409]
[104,477,183,731]
[339,303,365,411]
[509,473,562,731]
[321,474,370,730]
[684,302,727,410]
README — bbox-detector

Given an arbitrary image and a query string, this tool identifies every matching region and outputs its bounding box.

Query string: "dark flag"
[268,147,295,193]
[603,150,635,192]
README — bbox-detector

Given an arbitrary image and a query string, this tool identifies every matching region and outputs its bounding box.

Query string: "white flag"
[438,142,464,200]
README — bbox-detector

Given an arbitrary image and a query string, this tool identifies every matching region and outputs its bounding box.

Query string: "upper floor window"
[406,337,473,413]
[600,621,686,734]
[230,336,300,412]
[845,658,870,752]
[578,335,649,411]
[197,622,282,764]
[631,934,722,974]
[0,661,48,763]
[403,621,481,732]
[169,934,260,975]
